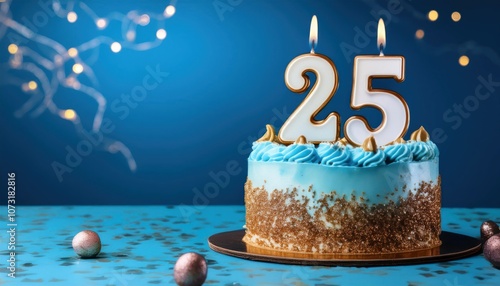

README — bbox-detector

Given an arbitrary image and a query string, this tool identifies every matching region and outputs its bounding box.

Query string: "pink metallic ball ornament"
[174,252,208,286]
[72,230,102,258]
[484,234,500,268]
[481,220,500,243]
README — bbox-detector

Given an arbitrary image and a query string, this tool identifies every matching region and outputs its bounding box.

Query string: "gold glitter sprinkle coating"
[243,178,441,254]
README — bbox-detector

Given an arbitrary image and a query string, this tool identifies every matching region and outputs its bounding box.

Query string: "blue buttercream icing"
[261,144,286,162]
[351,148,386,167]
[317,143,352,166]
[249,139,438,166]
[249,142,275,161]
[407,140,433,161]
[282,143,320,163]
[427,140,440,157]
[316,143,334,158]
[384,143,412,164]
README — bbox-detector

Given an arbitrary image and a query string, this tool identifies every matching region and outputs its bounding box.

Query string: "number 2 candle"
[278,16,340,144]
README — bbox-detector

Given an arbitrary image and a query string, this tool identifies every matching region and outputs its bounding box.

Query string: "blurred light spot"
[156,29,167,40]
[68,47,78,58]
[67,11,78,23]
[8,43,18,54]
[54,55,64,67]
[28,81,37,90]
[63,109,76,120]
[72,81,81,90]
[66,76,76,85]
[459,55,469,66]
[110,42,122,53]
[415,29,424,40]
[126,10,136,19]
[10,59,21,68]
[72,63,84,74]
[21,83,29,92]
[451,12,461,22]
[164,5,176,17]
[428,10,438,21]
[126,30,136,42]
[138,14,150,26]
[96,18,107,29]
[66,76,81,89]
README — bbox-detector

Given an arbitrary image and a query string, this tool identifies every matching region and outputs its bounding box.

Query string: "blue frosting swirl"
[317,143,352,166]
[282,143,320,163]
[427,140,440,158]
[407,141,433,161]
[351,148,386,167]
[249,139,439,166]
[316,143,334,158]
[261,144,286,162]
[249,142,275,161]
[384,143,412,164]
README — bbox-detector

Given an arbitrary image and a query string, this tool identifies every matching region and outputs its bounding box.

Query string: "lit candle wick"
[309,15,318,54]
[377,18,386,57]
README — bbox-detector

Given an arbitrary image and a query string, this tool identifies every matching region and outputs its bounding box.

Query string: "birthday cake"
[243,125,441,255]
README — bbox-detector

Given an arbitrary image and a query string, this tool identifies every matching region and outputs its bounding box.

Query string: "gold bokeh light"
[156,29,167,40]
[459,55,469,66]
[68,47,78,58]
[67,11,78,23]
[96,18,107,29]
[72,63,84,74]
[28,81,38,90]
[63,109,77,120]
[451,12,461,22]
[8,43,18,54]
[415,29,425,40]
[428,10,439,21]
[164,5,176,17]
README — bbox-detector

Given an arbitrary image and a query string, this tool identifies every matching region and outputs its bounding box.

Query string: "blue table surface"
[0,206,499,285]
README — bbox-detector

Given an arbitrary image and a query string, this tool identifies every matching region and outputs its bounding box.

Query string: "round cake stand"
[208,230,481,266]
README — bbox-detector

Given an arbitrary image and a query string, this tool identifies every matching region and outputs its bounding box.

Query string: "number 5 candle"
[344,19,409,146]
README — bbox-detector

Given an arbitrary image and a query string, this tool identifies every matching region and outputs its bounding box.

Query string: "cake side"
[243,126,441,254]
[243,162,441,254]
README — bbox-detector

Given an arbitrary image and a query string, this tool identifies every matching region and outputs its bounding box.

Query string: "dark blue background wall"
[1,0,499,207]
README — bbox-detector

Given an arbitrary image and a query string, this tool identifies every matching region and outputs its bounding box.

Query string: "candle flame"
[377,18,386,56]
[309,15,318,53]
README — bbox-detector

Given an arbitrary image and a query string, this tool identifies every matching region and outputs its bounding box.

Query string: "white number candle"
[344,19,409,146]
[278,16,340,144]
